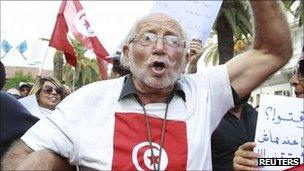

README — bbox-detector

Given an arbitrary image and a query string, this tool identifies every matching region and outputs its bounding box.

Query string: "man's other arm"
[227,1,292,98]
[1,140,73,170]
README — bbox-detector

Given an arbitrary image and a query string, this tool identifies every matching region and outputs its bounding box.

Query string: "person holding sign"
[1,1,292,170]
[211,94,258,171]
[233,47,304,171]
[290,46,304,98]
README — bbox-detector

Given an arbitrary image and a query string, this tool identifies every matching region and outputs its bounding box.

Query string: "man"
[233,47,304,171]
[0,61,39,158]
[110,39,203,78]
[1,1,292,170]
[18,82,31,98]
[211,95,257,171]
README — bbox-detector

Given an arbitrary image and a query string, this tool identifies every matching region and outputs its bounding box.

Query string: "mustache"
[145,56,173,68]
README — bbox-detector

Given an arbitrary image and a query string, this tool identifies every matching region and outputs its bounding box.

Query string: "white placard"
[150,1,222,45]
[18,94,40,118]
[254,94,304,170]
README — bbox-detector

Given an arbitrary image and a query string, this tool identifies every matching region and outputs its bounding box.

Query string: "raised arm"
[186,39,204,74]
[227,1,292,98]
[1,140,72,170]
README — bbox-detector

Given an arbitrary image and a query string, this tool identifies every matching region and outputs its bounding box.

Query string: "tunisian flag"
[112,112,187,170]
[49,0,110,80]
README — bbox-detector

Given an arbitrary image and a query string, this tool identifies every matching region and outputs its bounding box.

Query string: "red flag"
[285,164,304,171]
[112,112,187,170]
[49,0,110,80]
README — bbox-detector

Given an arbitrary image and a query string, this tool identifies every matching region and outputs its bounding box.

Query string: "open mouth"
[153,62,165,70]
[49,97,58,102]
[151,61,167,75]
[295,91,304,97]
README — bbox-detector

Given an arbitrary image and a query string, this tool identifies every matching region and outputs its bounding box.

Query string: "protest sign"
[254,94,304,170]
[151,1,222,45]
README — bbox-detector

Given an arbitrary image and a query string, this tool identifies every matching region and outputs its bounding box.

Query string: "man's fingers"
[235,149,259,159]
[239,142,256,151]
[233,142,259,171]
[234,155,257,167]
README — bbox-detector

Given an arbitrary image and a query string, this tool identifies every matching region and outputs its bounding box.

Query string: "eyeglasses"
[292,59,304,81]
[130,32,185,48]
[41,85,64,95]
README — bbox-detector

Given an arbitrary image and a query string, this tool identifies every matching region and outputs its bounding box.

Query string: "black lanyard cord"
[140,97,170,171]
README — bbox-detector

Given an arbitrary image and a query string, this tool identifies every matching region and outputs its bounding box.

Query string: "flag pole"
[0,52,8,60]
[20,53,27,61]
[72,67,76,91]
[38,45,50,78]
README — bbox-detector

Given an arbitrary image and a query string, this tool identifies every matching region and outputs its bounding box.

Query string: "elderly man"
[1,1,292,170]
[233,47,304,171]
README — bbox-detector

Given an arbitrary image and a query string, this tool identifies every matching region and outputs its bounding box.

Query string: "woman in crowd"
[29,77,65,119]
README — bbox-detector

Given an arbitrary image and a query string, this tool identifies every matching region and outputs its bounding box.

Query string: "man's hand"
[233,142,259,171]
[186,39,204,74]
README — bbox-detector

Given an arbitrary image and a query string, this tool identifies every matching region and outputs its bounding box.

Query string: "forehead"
[136,13,184,37]
[20,86,30,90]
[43,81,57,87]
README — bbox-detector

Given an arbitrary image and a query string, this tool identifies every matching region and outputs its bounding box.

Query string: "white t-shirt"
[35,107,53,119]
[21,65,234,170]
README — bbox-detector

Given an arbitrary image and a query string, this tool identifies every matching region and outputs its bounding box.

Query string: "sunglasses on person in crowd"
[292,59,304,81]
[41,85,64,95]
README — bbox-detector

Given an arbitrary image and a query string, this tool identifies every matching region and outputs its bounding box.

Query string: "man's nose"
[290,74,299,86]
[152,37,166,55]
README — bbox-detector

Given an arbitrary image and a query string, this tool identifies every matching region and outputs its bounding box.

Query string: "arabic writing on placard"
[264,107,304,128]
[254,95,304,170]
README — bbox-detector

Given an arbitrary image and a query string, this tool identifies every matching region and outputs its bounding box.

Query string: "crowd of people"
[0,1,303,170]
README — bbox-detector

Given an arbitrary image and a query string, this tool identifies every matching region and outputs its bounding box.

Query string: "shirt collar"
[118,74,186,102]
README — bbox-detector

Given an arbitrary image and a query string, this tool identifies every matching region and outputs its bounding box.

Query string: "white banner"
[151,1,222,45]
[254,94,304,170]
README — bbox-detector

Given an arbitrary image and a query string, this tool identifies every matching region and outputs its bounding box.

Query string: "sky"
[1,1,153,70]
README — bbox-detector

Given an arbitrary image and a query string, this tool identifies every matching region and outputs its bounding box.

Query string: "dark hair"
[30,77,64,99]
[112,59,130,76]
[0,61,5,90]
[19,84,31,90]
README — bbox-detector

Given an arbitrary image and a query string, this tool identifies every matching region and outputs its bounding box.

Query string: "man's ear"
[122,45,130,60]
[122,45,130,68]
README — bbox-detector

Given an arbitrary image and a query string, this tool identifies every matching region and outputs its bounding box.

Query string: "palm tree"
[39,38,64,83]
[215,0,252,64]
[204,0,302,66]
[204,0,253,65]
[62,39,100,90]
[283,0,303,26]
[41,37,101,89]
[53,50,64,83]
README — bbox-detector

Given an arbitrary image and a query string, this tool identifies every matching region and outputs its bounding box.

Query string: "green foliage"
[283,0,303,26]
[4,71,35,90]
[204,0,253,66]
[62,38,100,89]
[217,0,253,41]
[203,43,219,66]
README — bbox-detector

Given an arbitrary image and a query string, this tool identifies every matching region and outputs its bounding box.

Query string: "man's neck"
[133,77,174,105]
[229,106,243,120]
